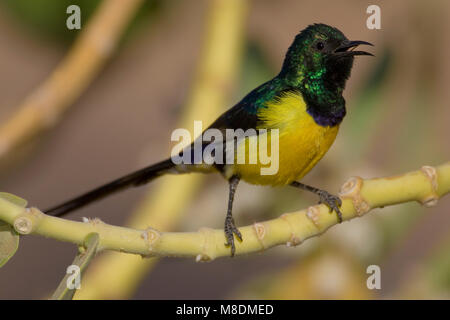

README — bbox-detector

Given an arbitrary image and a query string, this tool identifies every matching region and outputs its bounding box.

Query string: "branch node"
[196,228,216,262]
[13,216,32,234]
[306,206,321,227]
[286,236,302,247]
[280,213,302,247]
[82,217,105,225]
[141,227,161,254]
[13,208,41,234]
[339,176,370,216]
[253,222,267,249]
[420,165,439,207]
[195,254,211,262]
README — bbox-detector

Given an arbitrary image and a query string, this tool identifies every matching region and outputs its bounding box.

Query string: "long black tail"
[45,159,175,217]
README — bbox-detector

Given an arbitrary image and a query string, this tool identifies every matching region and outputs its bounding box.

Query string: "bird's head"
[280,24,373,95]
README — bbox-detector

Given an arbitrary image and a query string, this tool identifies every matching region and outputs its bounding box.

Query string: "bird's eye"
[316,41,325,50]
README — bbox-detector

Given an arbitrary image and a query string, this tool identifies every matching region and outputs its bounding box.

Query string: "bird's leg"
[224,175,242,256]
[290,181,343,223]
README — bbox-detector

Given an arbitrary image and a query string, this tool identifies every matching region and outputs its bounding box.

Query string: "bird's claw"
[317,190,343,223]
[224,217,242,257]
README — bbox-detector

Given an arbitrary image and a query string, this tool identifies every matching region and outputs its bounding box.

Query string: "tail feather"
[45,159,175,217]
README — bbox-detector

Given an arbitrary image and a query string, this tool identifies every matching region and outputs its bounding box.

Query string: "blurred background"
[0,0,449,299]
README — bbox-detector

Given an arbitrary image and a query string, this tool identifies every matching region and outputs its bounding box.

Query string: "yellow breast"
[230,91,339,186]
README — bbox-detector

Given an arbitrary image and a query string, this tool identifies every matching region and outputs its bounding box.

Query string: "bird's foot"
[317,190,343,223]
[224,217,242,257]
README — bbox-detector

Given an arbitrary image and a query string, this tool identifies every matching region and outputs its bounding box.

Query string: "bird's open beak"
[334,40,374,56]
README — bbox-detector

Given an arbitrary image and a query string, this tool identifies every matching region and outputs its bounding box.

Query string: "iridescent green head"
[280,24,373,94]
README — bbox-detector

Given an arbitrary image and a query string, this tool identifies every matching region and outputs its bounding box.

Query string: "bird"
[45,24,373,256]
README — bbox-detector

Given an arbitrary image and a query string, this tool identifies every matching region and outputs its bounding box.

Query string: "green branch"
[0,162,449,260]
[50,233,99,300]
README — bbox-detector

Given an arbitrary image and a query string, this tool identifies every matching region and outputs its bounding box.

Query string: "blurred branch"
[74,0,248,299]
[1,163,448,260]
[0,0,144,159]
[234,247,373,299]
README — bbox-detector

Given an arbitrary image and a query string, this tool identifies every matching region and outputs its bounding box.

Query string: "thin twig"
[50,233,99,300]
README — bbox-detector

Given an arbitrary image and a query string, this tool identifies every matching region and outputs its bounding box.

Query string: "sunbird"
[46,24,373,256]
